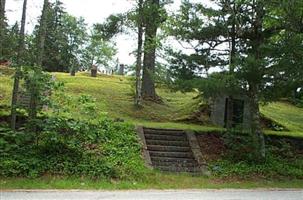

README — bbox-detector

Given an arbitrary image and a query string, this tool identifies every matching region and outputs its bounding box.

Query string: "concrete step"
[149,151,194,159]
[146,139,189,147]
[152,160,198,167]
[151,156,196,163]
[155,166,202,173]
[144,128,185,136]
[145,133,187,141]
[151,156,197,163]
[147,145,191,152]
[141,127,202,174]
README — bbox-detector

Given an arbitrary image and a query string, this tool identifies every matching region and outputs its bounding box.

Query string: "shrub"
[0,117,146,179]
[222,129,259,163]
[212,129,303,179]
[211,154,303,179]
[297,96,303,108]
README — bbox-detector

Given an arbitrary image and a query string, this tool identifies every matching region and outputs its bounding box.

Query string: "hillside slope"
[261,102,303,137]
[0,70,302,136]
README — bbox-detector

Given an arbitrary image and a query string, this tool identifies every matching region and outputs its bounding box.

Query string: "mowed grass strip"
[1,174,303,190]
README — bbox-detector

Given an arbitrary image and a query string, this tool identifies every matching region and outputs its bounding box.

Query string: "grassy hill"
[261,102,303,137]
[1,69,302,136]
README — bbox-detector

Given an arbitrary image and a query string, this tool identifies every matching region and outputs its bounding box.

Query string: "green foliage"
[27,1,88,72]
[61,14,87,74]
[167,0,303,102]
[1,77,146,179]
[21,66,54,108]
[222,130,259,163]
[50,83,100,120]
[94,14,124,41]
[297,97,303,108]
[196,73,242,98]
[0,117,146,179]
[81,26,117,70]
[212,130,303,179]
[211,154,303,179]
[1,23,19,62]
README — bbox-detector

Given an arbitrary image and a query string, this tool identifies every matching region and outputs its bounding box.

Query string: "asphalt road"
[1,189,302,200]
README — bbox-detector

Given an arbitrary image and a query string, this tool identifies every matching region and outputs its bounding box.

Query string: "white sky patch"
[5,0,212,65]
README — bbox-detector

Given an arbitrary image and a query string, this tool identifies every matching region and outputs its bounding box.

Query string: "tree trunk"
[11,0,27,130]
[0,0,6,59]
[17,0,27,65]
[226,33,236,129]
[229,1,236,74]
[135,0,144,106]
[226,2,237,129]
[141,0,159,101]
[36,0,49,67]
[248,0,266,160]
[248,84,265,159]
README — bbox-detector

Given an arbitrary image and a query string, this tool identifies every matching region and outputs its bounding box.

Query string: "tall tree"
[36,0,49,67]
[141,0,162,100]
[135,0,144,106]
[0,0,6,59]
[61,14,87,76]
[81,25,116,70]
[4,23,19,61]
[11,0,28,130]
[167,0,303,160]
[31,1,87,73]
[33,0,67,72]
[245,0,266,159]
[242,0,302,158]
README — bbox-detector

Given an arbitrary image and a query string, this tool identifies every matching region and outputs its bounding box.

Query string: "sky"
[5,0,213,66]
[5,0,184,65]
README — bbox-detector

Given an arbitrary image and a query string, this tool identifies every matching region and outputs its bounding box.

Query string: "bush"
[0,117,146,179]
[296,96,303,108]
[222,130,259,163]
[212,129,303,179]
[211,154,303,179]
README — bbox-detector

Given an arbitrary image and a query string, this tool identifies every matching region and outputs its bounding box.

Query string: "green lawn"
[0,70,302,136]
[1,175,302,190]
[0,66,13,116]
[261,102,303,137]
[53,72,199,122]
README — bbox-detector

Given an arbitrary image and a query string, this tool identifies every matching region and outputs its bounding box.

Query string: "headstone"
[118,64,124,75]
[70,70,76,76]
[91,65,97,77]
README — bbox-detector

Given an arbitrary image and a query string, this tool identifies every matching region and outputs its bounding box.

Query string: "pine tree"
[0,0,6,59]
[36,0,49,67]
[11,0,28,130]
[167,0,303,160]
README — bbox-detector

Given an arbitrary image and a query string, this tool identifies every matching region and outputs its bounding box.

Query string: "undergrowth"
[210,130,303,179]
[0,117,146,179]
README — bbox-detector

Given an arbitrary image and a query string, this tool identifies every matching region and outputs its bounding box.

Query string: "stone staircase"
[137,127,205,173]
